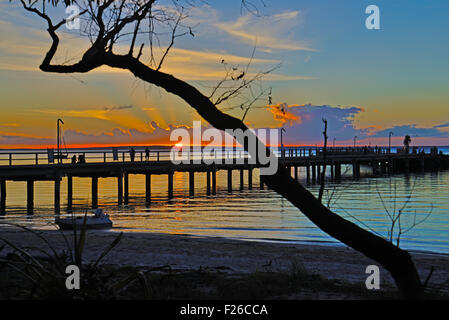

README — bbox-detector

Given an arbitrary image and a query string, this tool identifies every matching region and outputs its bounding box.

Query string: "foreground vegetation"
[1,221,447,300]
[0,256,405,300]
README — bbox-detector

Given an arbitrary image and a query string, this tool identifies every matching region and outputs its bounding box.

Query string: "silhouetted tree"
[15,0,424,298]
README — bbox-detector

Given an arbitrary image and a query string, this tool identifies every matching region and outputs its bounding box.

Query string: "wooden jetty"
[0,147,447,215]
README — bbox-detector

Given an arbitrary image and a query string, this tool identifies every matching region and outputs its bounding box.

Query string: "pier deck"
[0,147,447,215]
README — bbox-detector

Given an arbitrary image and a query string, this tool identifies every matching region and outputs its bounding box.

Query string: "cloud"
[0,122,179,147]
[0,6,310,82]
[0,121,279,148]
[36,105,135,121]
[264,103,449,145]
[0,123,20,127]
[2,113,449,148]
[266,104,366,144]
[103,105,134,112]
[268,103,301,126]
[216,11,316,52]
[0,131,53,147]
[371,124,449,138]
[65,47,305,81]
[433,123,449,129]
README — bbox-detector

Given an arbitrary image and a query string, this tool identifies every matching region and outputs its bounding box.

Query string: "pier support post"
[27,180,34,215]
[1,179,6,216]
[92,176,98,209]
[168,171,174,199]
[189,171,195,197]
[145,173,151,205]
[240,169,244,191]
[117,174,123,206]
[212,169,217,195]
[227,169,232,193]
[54,177,61,215]
[381,161,387,174]
[260,172,264,190]
[124,173,129,205]
[405,158,410,174]
[67,175,73,211]
[388,159,394,174]
[311,164,316,183]
[330,162,334,180]
[248,168,253,190]
[294,166,298,180]
[206,171,211,195]
[352,160,360,179]
[420,157,425,173]
[317,165,321,183]
[335,163,342,180]
[306,163,310,183]
[371,160,379,175]
[118,174,123,206]
[404,158,410,173]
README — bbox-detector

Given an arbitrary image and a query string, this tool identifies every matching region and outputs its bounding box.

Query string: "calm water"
[1,146,448,254]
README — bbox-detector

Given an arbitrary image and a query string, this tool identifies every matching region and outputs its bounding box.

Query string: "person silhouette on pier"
[77,154,85,164]
[145,147,150,161]
[130,147,136,162]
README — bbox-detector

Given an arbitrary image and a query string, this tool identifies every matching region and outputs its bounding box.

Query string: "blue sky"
[0,0,448,147]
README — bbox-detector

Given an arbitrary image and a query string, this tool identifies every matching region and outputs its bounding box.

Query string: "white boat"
[56,208,113,230]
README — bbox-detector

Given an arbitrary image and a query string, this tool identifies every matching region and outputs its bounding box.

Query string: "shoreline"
[1,226,449,292]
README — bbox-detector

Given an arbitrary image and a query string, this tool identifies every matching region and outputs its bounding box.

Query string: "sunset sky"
[0,0,448,148]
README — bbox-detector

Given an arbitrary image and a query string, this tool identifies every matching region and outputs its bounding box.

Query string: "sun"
[175,142,183,148]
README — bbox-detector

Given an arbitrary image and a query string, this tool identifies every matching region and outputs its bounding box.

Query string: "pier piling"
[212,169,217,195]
[92,176,98,209]
[335,163,342,180]
[352,161,360,179]
[27,180,34,215]
[227,169,232,193]
[0,179,6,216]
[145,173,151,204]
[206,171,211,195]
[168,171,174,199]
[306,163,310,183]
[118,174,123,206]
[124,173,129,205]
[189,171,195,197]
[67,175,73,211]
[54,177,60,215]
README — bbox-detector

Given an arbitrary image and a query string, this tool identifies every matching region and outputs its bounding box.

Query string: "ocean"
[1,146,448,254]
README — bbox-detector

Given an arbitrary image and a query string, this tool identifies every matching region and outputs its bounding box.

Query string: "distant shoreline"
[1,145,449,151]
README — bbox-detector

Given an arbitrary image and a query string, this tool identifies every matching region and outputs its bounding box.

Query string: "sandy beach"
[1,226,449,295]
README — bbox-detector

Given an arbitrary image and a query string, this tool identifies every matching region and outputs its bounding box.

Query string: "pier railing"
[0,146,435,166]
[0,149,252,166]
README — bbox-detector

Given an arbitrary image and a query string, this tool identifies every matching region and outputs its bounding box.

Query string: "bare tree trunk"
[15,5,423,291]
[101,52,423,299]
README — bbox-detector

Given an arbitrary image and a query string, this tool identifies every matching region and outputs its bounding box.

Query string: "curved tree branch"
[18,0,424,299]
[102,52,423,299]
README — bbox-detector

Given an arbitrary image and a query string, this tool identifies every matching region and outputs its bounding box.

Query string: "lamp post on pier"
[389,131,394,153]
[57,118,64,164]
